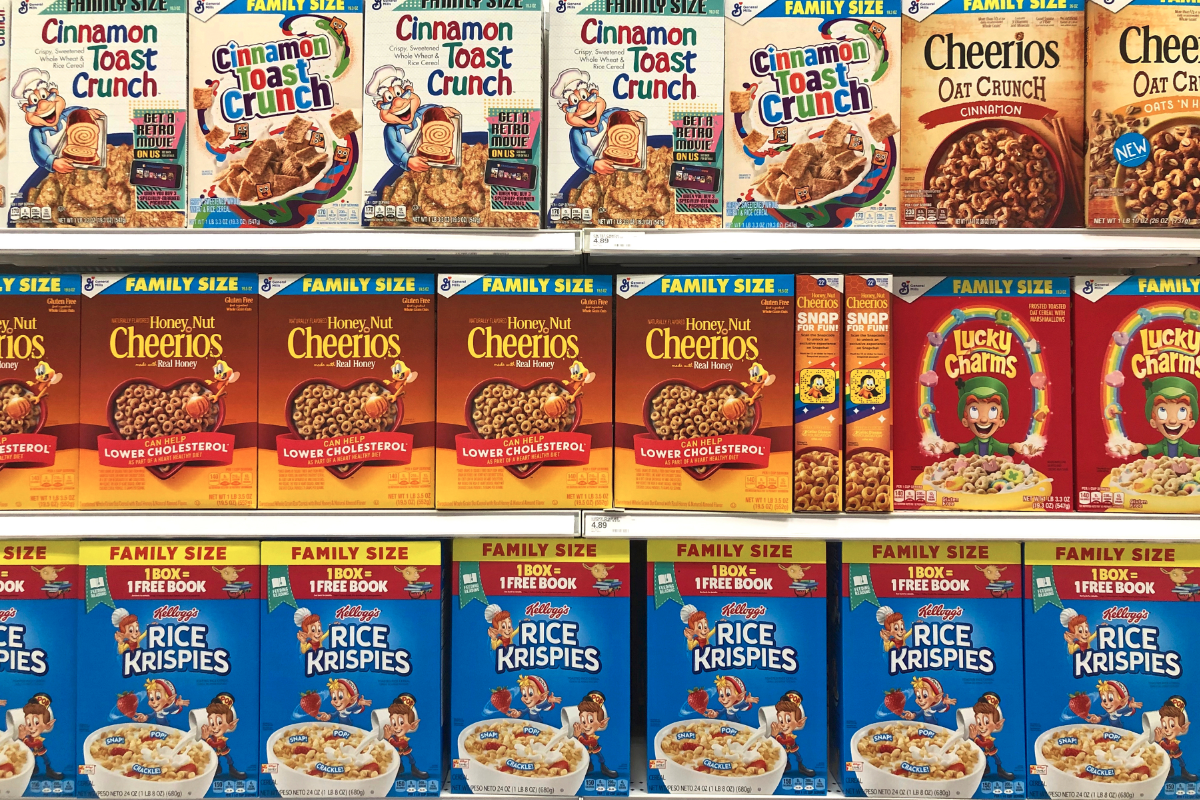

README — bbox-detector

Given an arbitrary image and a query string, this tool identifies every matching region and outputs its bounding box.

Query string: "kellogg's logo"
[1102,606,1150,625]
[153,605,200,623]
[334,605,382,623]
[0,607,16,623]
[719,602,767,621]
[525,602,570,620]
[916,603,963,622]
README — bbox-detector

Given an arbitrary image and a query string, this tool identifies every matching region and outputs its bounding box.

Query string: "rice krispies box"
[615,274,794,512]
[78,274,259,510]
[450,539,630,796]
[794,275,843,512]
[188,0,364,228]
[1025,542,1200,799]
[1073,276,1200,513]
[361,0,542,228]
[258,274,435,509]
[260,542,442,798]
[834,541,1026,799]
[0,541,78,797]
[546,0,724,229]
[891,277,1074,512]
[0,275,80,511]
[6,0,187,228]
[646,540,828,796]
[77,541,260,799]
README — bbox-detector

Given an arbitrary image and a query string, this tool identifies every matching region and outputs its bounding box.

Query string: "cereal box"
[900,0,1085,229]
[77,541,260,799]
[546,0,724,229]
[0,0,10,216]
[0,275,79,511]
[258,274,435,509]
[450,539,630,796]
[891,277,1074,512]
[78,274,258,510]
[1025,542,1200,798]
[260,542,442,798]
[0,541,78,798]
[361,0,542,228]
[1073,276,1200,512]
[723,0,900,228]
[646,540,828,795]
[188,0,363,227]
[794,275,842,512]
[6,0,186,228]
[844,274,892,512]
[615,274,794,512]
[834,541,1026,799]
[435,275,613,510]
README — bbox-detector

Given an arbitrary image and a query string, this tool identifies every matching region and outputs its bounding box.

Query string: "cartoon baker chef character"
[112,608,147,653]
[366,65,459,174]
[680,604,711,651]
[11,68,105,174]
[295,608,329,653]
[484,604,515,650]
[1060,607,1097,654]
[551,69,644,176]
[876,606,911,652]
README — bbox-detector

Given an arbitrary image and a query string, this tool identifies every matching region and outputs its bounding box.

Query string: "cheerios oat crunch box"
[794,275,842,512]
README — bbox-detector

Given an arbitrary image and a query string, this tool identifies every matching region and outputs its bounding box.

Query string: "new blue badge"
[1114,131,1151,168]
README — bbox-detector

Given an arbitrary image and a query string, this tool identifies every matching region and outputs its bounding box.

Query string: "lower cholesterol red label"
[97,431,235,467]
[455,431,592,467]
[0,433,57,465]
[632,432,771,468]
[275,431,414,467]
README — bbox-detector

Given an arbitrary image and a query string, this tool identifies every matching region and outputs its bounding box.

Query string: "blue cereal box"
[1025,543,1200,800]
[77,541,259,799]
[450,539,630,796]
[259,541,442,798]
[834,541,1026,799]
[0,541,78,797]
[646,540,827,796]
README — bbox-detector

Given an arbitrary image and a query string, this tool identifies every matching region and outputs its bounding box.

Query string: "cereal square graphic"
[794,275,843,512]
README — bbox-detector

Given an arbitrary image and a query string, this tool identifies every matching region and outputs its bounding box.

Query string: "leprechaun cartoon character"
[771,691,815,777]
[876,606,911,652]
[680,605,711,651]
[366,66,459,175]
[1060,608,1097,654]
[1156,696,1196,782]
[969,692,1015,780]
[18,694,62,779]
[928,377,1040,457]
[384,693,429,779]
[484,604,514,649]
[112,608,146,653]
[551,69,645,176]
[202,692,246,780]
[574,691,618,778]
[1127,377,1200,458]
[11,68,106,174]
[294,608,329,653]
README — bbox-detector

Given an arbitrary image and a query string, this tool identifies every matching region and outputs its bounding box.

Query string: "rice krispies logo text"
[212,35,333,124]
[0,610,48,675]
[113,609,230,679]
[681,601,798,674]
[295,606,412,678]
[1063,605,1181,680]
[750,38,873,126]
[490,606,601,675]
[876,602,995,676]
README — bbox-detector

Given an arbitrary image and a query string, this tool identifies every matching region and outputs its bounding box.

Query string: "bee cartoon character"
[877,606,910,652]
[295,608,329,654]
[743,362,776,402]
[1156,696,1196,782]
[383,359,417,398]
[28,361,62,402]
[969,692,1015,780]
[805,374,828,402]
[205,360,239,400]
[680,605,710,651]
[19,694,62,779]
[1060,608,1096,655]
[563,360,596,400]
[485,604,514,649]
[771,691,815,777]
[857,374,880,402]
[384,694,428,779]
[112,608,146,654]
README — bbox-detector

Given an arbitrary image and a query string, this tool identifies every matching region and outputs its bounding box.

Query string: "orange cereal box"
[794,275,842,512]
[844,275,892,512]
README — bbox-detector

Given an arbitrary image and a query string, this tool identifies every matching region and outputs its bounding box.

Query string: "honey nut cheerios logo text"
[289,318,402,360]
[109,317,223,359]
[468,318,579,359]
[0,318,45,361]
[646,319,759,361]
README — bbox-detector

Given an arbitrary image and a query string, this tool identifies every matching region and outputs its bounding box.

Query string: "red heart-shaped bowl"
[463,377,582,479]
[642,378,761,481]
[285,378,404,479]
[0,383,48,472]
[106,377,226,480]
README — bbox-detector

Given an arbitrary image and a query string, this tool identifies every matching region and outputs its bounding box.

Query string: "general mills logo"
[619,278,631,292]
[17,0,27,13]
[556,0,567,11]
[441,276,452,291]
[261,277,272,292]
[372,0,383,8]
[1082,280,1095,295]
[731,2,743,15]
[899,281,911,296]
[84,277,95,291]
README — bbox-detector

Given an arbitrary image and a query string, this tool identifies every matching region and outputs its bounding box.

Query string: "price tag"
[588,230,647,251]
[585,513,629,537]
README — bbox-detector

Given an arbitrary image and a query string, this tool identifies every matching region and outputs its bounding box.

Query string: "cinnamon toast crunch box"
[450,539,630,796]
[260,542,442,798]
[646,540,827,795]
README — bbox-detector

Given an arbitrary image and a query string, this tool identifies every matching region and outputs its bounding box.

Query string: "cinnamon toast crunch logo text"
[213,34,333,123]
[750,38,873,126]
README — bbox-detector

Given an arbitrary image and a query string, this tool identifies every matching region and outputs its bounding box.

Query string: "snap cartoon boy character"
[573,690,618,778]
[969,692,1014,780]
[511,674,561,722]
[294,608,329,653]
[19,694,63,779]
[1060,608,1097,654]
[1089,679,1141,724]
[708,675,758,723]
[112,608,146,653]
[383,693,429,779]
[929,376,1040,457]
[484,604,514,650]
[11,68,106,174]
[771,690,815,777]
[365,65,460,174]
[551,68,645,176]
[1156,695,1196,782]
[1126,377,1200,458]
[202,692,246,780]
[325,678,371,721]
[144,678,189,722]
[902,676,955,722]
[680,604,711,651]
[876,606,911,652]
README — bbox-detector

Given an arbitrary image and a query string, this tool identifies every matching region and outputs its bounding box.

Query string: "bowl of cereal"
[0,737,34,799]
[285,378,403,479]
[851,720,985,797]
[1035,724,1169,799]
[462,378,583,479]
[1114,118,1200,228]
[84,723,216,798]
[457,719,588,795]
[642,380,761,481]
[1102,455,1200,511]
[105,378,226,479]
[652,720,786,794]
[267,721,399,796]
[918,453,1054,511]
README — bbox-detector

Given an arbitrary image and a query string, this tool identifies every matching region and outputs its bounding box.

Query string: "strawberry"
[947,763,966,775]
[747,760,768,771]
[877,744,898,755]
[292,746,313,756]
[491,687,512,714]
[883,688,907,717]
[499,764,515,774]
[1068,692,1091,719]
[1061,747,1083,758]
[109,747,130,757]
[712,729,733,738]
[307,769,322,777]
[177,764,198,776]
[695,765,712,774]
[680,742,701,752]
[483,742,502,751]
[0,764,14,778]
[125,770,139,778]
[116,692,139,719]
[299,691,322,718]
[687,688,709,715]
[892,768,907,776]
[1131,766,1152,777]
[360,762,380,774]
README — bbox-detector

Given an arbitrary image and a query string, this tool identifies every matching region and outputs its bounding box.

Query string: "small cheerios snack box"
[891,277,1074,512]
[260,542,442,798]
[646,540,827,795]
[794,275,843,512]
[450,539,630,796]
[843,275,892,512]
[1025,542,1200,799]
[834,541,1026,799]
[1,541,79,797]
[77,541,260,799]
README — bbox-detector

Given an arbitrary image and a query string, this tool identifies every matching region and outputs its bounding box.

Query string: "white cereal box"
[189,0,364,228]
[361,0,542,228]
[6,0,187,228]
[547,0,725,229]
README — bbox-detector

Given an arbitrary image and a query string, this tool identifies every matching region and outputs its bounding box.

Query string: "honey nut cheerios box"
[0,541,79,798]
[794,275,842,512]
[435,274,613,510]
[834,541,1026,799]
[258,274,435,509]
[890,276,1074,512]
[546,0,724,229]
[260,542,442,798]
[843,274,891,512]
[1025,542,1200,799]
[723,0,901,228]
[6,0,187,228]
[450,539,630,797]
[77,541,260,799]
[361,0,542,228]
[646,540,828,795]
[0,275,80,511]
[188,0,364,228]
[900,0,1085,229]
[78,274,258,510]
[1073,276,1200,513]
[615,274,794,513]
